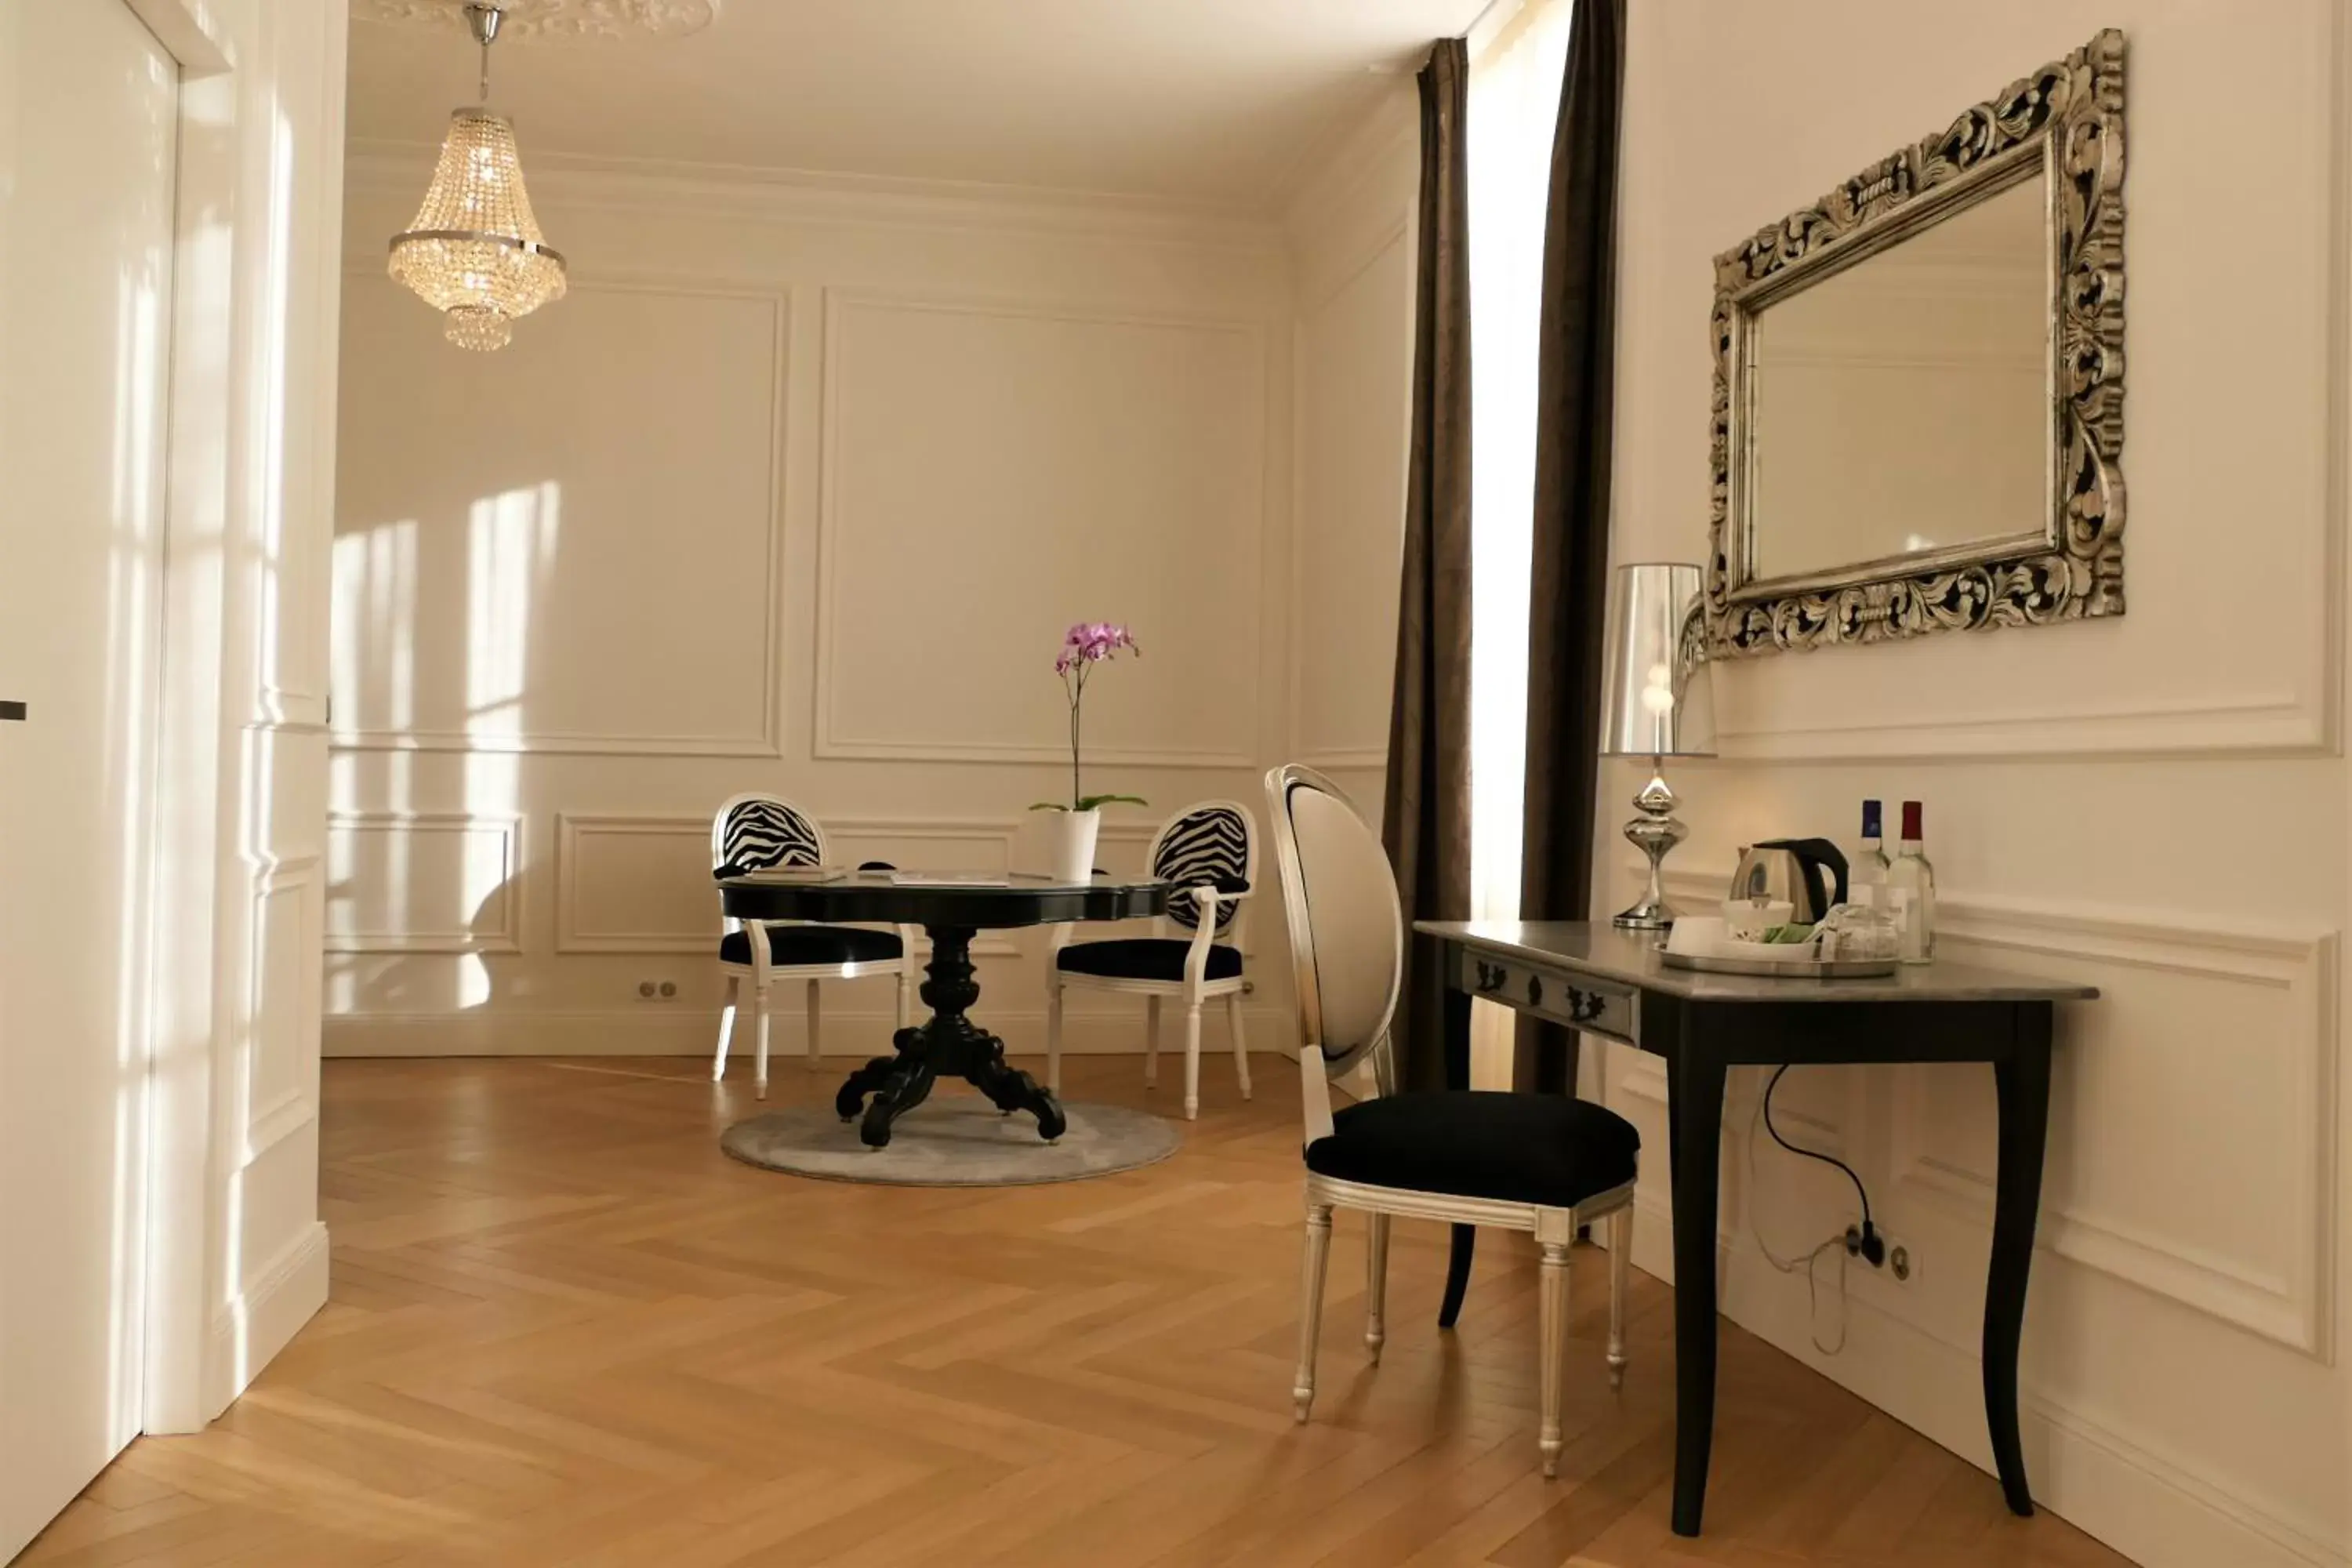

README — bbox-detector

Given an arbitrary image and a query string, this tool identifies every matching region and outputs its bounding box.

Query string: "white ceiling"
[345,0,1493,210]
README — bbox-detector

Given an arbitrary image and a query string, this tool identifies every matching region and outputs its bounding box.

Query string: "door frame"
[122,0,344,1434]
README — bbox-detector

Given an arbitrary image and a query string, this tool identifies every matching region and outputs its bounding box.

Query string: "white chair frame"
[1264,764,1635,1479]
[1043,800,1258,1120]
[710,792,916,1099]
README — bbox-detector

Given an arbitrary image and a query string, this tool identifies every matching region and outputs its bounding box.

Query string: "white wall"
[1286,83,1419,815]
[1606,7,2350,1568]
[1287,13,2352,1566]
[327,157,1298,1060]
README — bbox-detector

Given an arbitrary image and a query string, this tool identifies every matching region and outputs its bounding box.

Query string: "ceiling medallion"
[352,0,720,43]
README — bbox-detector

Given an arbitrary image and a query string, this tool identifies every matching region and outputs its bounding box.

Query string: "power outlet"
[1845,1225,1915,1283]
[634,979,678,1003]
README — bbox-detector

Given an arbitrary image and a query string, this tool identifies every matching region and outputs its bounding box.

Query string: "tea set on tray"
[1649,801,1937,980]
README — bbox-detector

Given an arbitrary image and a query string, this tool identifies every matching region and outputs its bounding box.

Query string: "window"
[1468,0,1574,931]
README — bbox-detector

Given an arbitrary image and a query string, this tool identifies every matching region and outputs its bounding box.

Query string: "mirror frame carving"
[1706,29,2126,657]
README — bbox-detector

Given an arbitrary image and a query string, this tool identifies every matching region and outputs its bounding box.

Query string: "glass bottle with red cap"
[1886,800,1936,963]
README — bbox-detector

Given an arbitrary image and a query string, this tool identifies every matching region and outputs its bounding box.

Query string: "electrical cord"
[1762,1065,1879,1261]
[1747,1065,1875,1356]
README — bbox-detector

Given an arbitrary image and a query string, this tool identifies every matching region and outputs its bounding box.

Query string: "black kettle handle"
[1752,837,1849,910]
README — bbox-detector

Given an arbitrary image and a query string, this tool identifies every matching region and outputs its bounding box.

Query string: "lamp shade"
[1599,562,1716,758]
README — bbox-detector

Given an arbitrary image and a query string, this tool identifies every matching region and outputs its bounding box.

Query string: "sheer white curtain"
[1465,0,1573,1072]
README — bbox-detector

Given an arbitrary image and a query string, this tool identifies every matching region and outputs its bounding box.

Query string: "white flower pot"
[1040,808,1101,884]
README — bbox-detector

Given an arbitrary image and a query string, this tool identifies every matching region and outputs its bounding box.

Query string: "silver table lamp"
[1599,562,1716,928]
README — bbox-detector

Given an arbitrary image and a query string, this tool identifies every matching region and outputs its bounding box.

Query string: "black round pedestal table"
[717,873,1167,1149]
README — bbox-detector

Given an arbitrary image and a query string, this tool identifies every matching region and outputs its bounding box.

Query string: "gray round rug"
[719,1094,1180,1187]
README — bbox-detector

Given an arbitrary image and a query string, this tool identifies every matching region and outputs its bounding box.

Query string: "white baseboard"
[205,1220,328,1416]
[1628,1195,2349,1568]
[324,1005,1291,1059]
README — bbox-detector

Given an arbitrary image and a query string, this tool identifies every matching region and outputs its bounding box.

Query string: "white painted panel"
[1291,227,1410,768]
[557,815,716,954]
[818,292,1265,767]
[247,859,324,1156]
[332,281,785,755]
[1907,911,2338,1360]
[326,813,519,953]
[0,2,175,1553]
[829,816,1015,875]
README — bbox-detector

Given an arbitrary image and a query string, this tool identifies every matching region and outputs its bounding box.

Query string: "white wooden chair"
[1044,800,1257,1120]
[710,793,914,1099]
[1263,764,1640,1479]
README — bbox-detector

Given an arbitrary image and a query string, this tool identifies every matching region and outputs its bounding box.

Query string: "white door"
[0,0,176,1555]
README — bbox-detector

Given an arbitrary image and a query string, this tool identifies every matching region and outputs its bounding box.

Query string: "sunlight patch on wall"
[464,482,560,742]
[103,197,170,1450]
[332,520,419,946]
[460,483,558,1007]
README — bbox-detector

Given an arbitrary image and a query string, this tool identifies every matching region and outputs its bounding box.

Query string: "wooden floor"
[20,1054,2131,1568]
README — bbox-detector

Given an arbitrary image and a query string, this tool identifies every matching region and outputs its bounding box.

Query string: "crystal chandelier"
[387,3,566,351]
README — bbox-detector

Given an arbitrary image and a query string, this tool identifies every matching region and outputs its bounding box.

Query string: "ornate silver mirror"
[1707,30,2125,656]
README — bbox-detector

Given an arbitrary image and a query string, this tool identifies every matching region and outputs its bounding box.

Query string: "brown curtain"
[1515,0,1625,1093]
[1382,38,1473,1096]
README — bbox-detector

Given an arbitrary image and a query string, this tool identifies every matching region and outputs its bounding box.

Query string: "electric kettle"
[1730,838,1850,924]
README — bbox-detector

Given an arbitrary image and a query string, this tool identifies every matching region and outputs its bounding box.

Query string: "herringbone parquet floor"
[18,1054,2130,1568]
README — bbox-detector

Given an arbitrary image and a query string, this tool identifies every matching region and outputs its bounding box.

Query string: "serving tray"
[1659,949,1898,980]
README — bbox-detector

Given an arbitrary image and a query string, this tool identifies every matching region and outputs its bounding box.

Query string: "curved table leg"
[836,1047,907,1123]
[1668,1047,1726,1537]
[1437,982,1475,1327]
[970,1048,1065,1142]
[859,1057,938,1147]
[1986,1007,2053,1516]
[1437,1225,1475,1328]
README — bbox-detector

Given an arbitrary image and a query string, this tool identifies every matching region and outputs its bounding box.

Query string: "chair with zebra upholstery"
[710,793,915,1098]
[1044,800,1256,1120]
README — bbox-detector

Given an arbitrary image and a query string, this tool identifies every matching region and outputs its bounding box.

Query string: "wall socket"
[635,979,680,1002]
[1846,1224,1915,1283]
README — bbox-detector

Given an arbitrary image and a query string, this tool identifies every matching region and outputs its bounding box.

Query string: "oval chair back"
[712,792,827,881]
[1265,764,1639,1472]
[708,793,913,1098]
[1149,800,1257,948]
[1263,765,1403,1138]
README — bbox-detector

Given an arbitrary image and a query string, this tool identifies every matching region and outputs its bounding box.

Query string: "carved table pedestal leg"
[835,924,1065,1148]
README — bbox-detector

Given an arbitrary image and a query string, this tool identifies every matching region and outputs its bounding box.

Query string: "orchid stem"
[1069,662,1088,810]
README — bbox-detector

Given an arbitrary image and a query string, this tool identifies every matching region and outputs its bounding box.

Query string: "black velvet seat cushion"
[1057,938,1243,983]
[719,924,903,967]
[1305,1091,1639,1207]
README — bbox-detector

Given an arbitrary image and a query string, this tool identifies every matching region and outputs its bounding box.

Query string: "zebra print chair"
[1044,800,1256,1120]
[710,793,914,1098]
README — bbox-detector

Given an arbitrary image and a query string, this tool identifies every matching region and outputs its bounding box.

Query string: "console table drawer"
[1457,949,1638,1044]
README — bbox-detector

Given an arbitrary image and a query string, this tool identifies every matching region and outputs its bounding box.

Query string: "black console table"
[718,871,1166,1148]
[1415,920,2096,1537]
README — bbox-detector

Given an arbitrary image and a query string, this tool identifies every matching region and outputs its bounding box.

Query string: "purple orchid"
[1035,622,1147,814]
[1054,621,1138,674]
